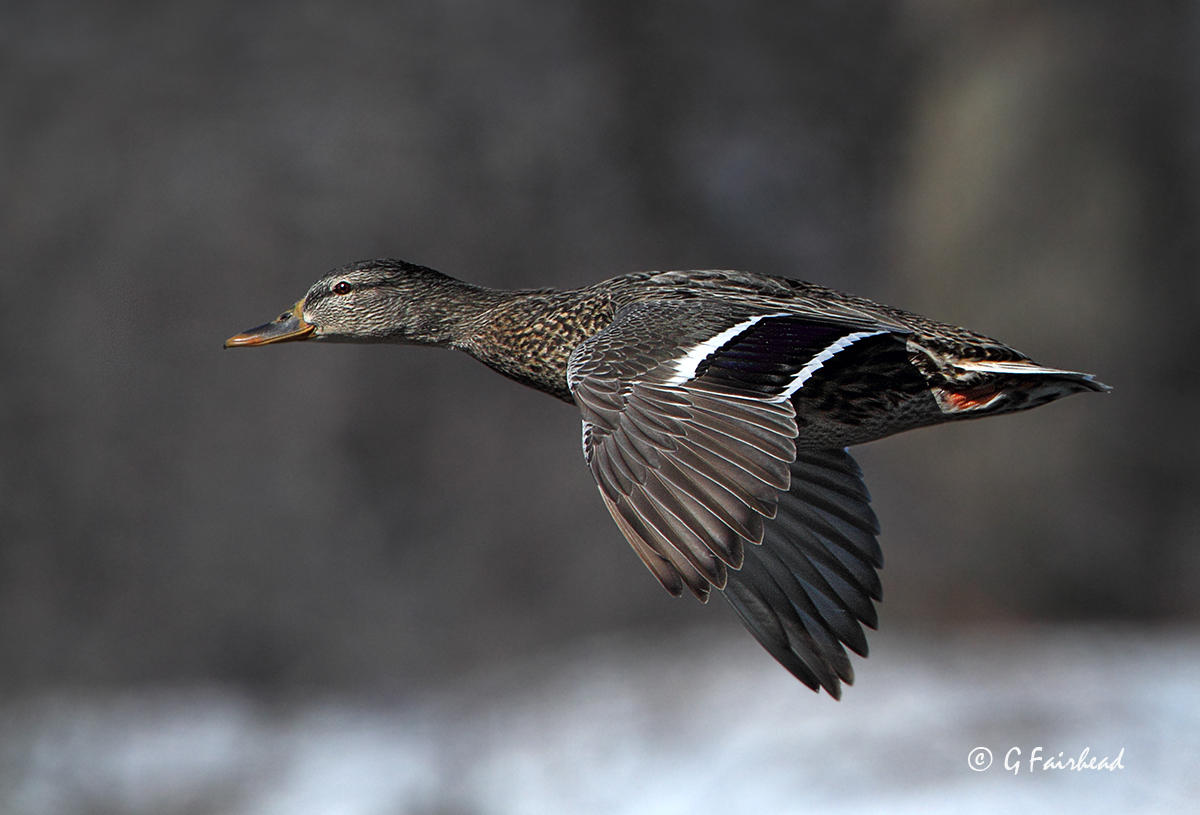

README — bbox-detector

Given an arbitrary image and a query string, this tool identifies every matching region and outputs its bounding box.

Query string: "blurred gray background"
[2,1,1198,812]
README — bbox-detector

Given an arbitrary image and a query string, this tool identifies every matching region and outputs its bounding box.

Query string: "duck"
[225,258,1109,697]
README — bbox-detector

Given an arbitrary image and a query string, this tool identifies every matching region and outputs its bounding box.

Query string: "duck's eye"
[332,281,353,295]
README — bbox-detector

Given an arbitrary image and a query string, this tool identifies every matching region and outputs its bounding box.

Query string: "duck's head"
[224,259,468,348]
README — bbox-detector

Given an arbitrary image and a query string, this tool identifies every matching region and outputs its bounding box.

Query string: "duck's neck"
[455,285,616,403]
[396,276,517,348]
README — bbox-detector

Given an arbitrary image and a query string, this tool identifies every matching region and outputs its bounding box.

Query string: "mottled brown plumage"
[226,258,1108,697]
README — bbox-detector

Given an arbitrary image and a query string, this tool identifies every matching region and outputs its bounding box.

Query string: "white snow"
[1,626,1196,815]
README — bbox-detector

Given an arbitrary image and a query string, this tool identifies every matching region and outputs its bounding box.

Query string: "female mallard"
[226,259,1108,697]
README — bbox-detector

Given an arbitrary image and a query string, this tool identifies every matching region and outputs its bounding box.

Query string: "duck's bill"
[224,301,315,348]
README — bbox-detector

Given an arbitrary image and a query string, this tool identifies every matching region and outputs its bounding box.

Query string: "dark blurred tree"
[0,0,1194,693]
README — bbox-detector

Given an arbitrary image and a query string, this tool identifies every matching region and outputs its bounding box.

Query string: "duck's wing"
[720,448,881,696]
[567,301,901,696]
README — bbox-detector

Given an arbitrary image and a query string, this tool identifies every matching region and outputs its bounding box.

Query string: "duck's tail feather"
[934,359,1110,415]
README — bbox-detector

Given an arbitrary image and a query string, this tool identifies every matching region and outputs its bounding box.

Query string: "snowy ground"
[2,626,1196,815]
